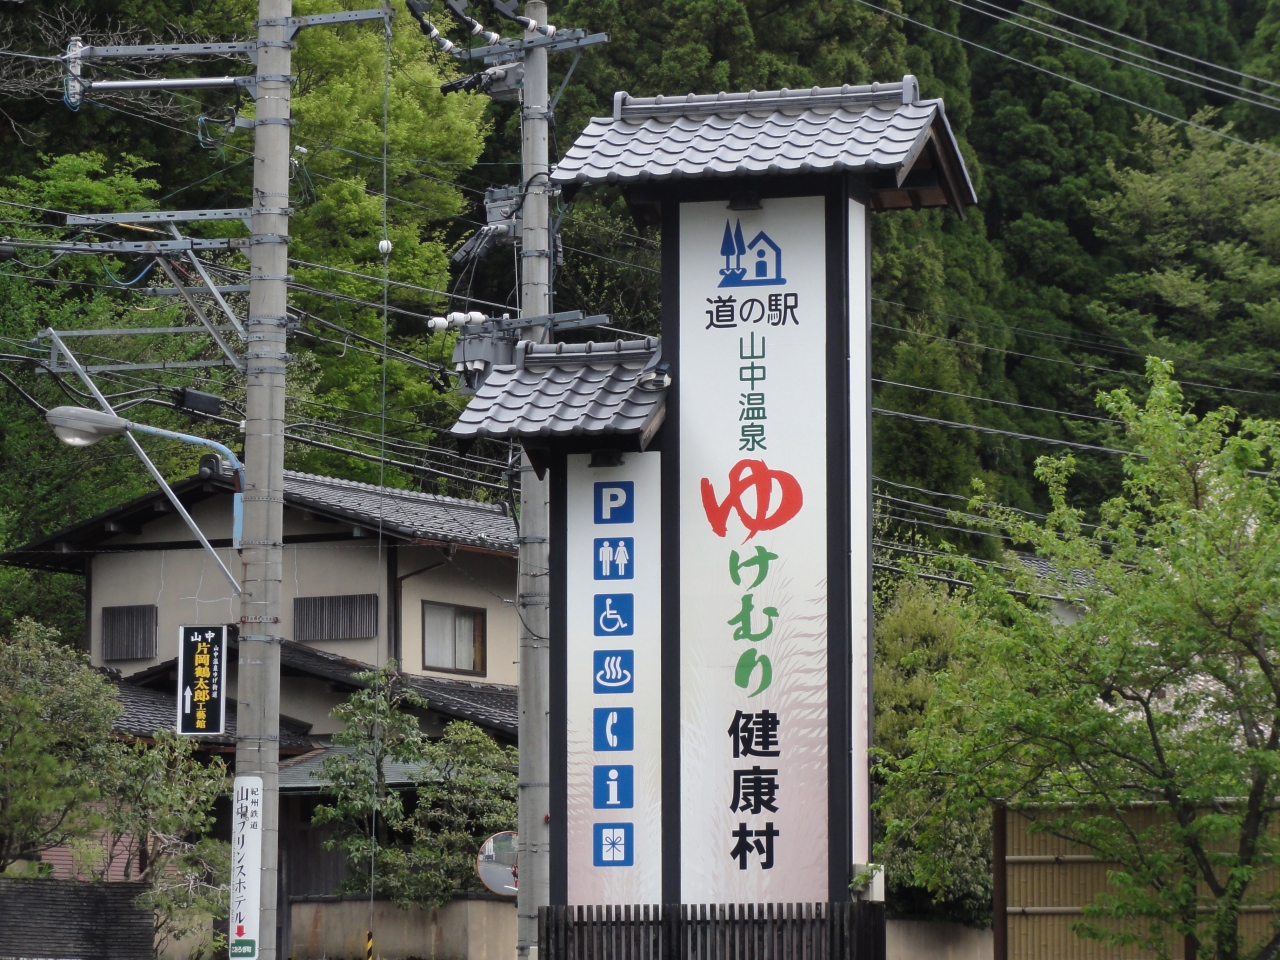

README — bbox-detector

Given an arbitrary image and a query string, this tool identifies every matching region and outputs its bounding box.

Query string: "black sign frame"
[177,625,227,736]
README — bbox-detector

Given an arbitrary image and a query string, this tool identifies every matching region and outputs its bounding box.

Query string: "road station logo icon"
[718,219,785,288]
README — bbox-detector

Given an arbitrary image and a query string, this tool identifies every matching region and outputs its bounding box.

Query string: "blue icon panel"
[594,482,634,524]
[593,707,634,751]
[594,537,635,580]
[592,765,634,809]
[593,594,634,636]
[593,822,634,866]
[593,650,634,694]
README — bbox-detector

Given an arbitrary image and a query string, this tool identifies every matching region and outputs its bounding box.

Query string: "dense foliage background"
[3,0,1280,926]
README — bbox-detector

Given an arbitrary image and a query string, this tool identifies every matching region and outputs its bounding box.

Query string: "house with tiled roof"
[3,466,520,696]
[3,468,520,954]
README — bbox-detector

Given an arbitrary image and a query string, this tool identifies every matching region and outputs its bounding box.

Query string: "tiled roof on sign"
[551,77,977,213]
[451,338,667,444]
[283,471,517,554]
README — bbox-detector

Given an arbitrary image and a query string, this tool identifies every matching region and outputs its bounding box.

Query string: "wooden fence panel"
[540,901,884,960]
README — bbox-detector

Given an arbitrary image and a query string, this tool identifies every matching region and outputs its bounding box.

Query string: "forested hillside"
[2,0,1278,925]
[0,0,1275,654]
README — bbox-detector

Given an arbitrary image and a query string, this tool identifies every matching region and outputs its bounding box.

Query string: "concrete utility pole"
[238,0,291,953]
[517,3,552,957]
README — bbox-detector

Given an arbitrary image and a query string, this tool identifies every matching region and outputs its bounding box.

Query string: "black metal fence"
[0,878,153,960]
[540,902,885,960]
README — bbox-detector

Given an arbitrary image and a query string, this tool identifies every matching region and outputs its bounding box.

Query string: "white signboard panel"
[565,452,662,904]
[848,197,872,868]
[678,197,830,900]
[229,775,264,959]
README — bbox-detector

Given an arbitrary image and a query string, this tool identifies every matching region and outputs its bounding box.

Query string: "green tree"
[312,661,517,909]
[312,661,429,897]
[1089,113,1280,417]
[399,719,518,902]
[882,360,1280,959]
[79,732,230,957]
[872,578,992,926]
[0,619,121,872]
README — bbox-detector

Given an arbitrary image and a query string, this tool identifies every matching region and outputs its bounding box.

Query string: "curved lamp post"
[45,405,245,592]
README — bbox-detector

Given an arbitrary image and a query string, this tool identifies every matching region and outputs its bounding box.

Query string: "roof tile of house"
[283,471,517,554]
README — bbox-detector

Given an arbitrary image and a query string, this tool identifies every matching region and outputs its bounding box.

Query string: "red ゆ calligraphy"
[701,459,803,541]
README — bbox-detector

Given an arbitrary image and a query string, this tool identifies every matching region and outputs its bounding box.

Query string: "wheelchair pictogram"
[593,594,634,636]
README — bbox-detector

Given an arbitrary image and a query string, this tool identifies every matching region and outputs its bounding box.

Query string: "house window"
[101,604,158,661]
[294,594,379,642]
[422,602,486,675]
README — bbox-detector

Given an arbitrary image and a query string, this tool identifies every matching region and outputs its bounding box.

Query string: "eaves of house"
[1,468,518,575]
[122,638,518,745]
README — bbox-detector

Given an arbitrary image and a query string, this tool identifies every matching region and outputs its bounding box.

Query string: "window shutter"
[101,604,158,660]
[294,594,379,641]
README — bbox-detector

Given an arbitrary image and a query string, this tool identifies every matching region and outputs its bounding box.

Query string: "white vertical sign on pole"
[678,196,832,901]
[848,198,872,869]
[230,775,264,959]
[564,452,663,904]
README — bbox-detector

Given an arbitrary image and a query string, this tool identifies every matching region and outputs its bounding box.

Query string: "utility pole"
[238,0,291,953]
[517,4,552,958]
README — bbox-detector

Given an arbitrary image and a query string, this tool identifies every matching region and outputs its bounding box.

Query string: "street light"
[46,405,246,552]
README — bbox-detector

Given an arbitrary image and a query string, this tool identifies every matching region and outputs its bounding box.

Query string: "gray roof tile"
[282,471,517,554]
[112,679,316,751]
[452,338,668,443]
[551,78,977,208]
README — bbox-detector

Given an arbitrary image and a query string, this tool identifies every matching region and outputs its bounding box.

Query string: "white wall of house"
[398,544,518,686]
[87,493,518,686]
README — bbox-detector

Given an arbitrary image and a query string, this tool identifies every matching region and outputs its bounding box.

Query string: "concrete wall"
[88,497,518,686]
[290,896,516,960]
[887,920,992,960]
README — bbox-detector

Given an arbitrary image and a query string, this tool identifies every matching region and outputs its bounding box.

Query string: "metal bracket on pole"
[258,7,392,40]
[75,42,258,59]
[65,208,260,226]
[167,226,249,339]
[549,50,582,112]
[453,28,609,64]
[153,257,246,371]
[6,237,249,255]
[42,329,243,595]
[480,309,609,333]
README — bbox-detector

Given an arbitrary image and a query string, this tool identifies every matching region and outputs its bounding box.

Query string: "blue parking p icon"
[594,482,634,524]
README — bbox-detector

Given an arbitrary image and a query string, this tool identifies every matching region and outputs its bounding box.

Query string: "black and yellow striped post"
[365,931,373,960]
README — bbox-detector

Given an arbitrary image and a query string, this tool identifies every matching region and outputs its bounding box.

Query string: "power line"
[873,405,1133,454]
[873,297,1280,382]
[943,0,1280,113]
[849,0,1280,161]
[1009,0,1280,92]
[286,258,513,311]
[872,322,1280,400]
[873,378,1122,423]
[561,244,661,274]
